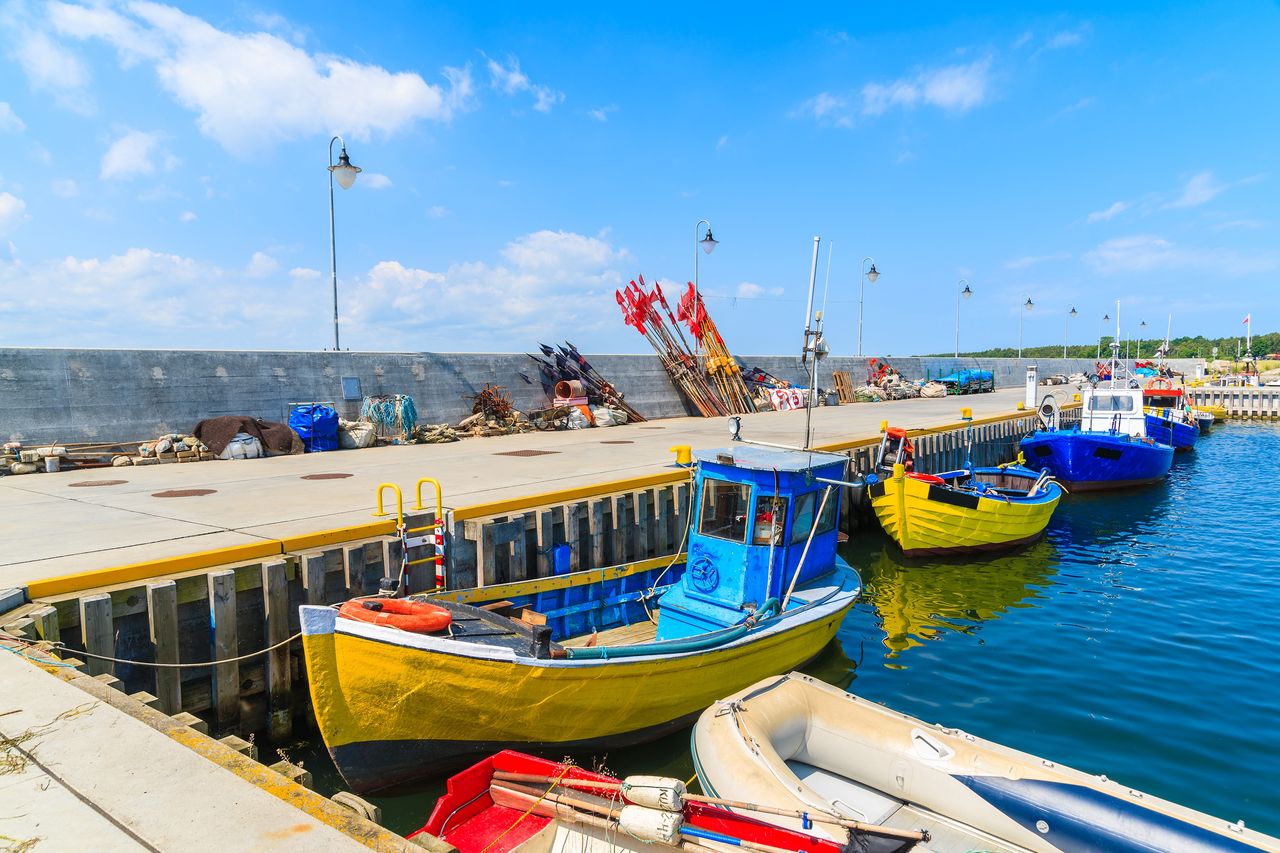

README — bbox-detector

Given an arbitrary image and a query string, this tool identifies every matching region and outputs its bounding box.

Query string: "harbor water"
[299,421,1280,839]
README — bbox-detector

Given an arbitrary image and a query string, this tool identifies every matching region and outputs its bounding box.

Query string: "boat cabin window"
[699,480,752,542]
[789,489,838,545]
[1089,394,1134,412]
[751,496,789,546]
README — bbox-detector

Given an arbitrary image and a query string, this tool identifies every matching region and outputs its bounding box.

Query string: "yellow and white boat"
[867,426,1062,557]
[302,443,860,793]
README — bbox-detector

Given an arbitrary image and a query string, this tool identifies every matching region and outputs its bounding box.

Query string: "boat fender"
[906,472,945,485]
[338,597,452,634]
[618,805,682,844]
[621,777,686,811]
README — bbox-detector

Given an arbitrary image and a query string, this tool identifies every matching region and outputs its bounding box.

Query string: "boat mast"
[802,236,821,450]
[1110,300,1120,390]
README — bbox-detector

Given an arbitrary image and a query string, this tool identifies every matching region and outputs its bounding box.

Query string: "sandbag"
[592,406,628,427]
[567,407,592,430]
[218,432,263,460]
[921,381,947,398]
[339,423,376,449]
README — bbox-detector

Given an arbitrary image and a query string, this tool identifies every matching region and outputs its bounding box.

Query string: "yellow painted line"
[452,469,691,522]
[279,520,396,553]
[26,541,284,599]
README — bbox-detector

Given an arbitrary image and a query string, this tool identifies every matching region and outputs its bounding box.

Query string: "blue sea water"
[302,422,1280,838]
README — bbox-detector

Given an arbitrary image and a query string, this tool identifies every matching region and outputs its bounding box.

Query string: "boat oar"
[491,772,925,843]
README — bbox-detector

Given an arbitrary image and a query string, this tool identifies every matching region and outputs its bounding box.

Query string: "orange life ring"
[339,597,452,633]
[1144,378,1173,391]
[906,472,945,485]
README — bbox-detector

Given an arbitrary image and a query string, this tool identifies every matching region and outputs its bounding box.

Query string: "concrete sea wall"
[0,348,1199,444]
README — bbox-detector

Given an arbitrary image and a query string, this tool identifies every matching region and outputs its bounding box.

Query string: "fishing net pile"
[616,275,755,416]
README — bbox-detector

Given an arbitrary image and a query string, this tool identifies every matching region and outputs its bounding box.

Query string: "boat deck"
[883,805,1031,853]
[560,618,658,647]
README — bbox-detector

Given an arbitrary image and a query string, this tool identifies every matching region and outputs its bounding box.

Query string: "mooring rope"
[1,631,303,669]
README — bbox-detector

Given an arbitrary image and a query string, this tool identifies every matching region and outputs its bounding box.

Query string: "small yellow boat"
[867,426,1062,557]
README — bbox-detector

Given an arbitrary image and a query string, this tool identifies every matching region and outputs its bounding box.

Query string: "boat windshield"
[700,480,752,542]
[789,490,838,544]
[752,496,789,546]
[1090,394,1135,412]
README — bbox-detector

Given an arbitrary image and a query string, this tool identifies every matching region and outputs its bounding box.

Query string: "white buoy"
[622,776,686,811]
[617,805,683,844]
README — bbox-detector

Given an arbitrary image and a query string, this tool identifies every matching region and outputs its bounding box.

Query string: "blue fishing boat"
[1019,386,1174,491]
[1144,408,1198,450]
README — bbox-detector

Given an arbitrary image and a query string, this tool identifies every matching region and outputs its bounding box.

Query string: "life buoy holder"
[1144,378,1174,391]
[906,472,946,485]
[339,597,452,633]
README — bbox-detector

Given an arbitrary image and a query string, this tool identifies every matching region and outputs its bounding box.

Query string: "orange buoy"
[339,597,452,634]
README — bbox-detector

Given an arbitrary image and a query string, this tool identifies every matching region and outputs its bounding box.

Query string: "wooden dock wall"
[1189,386,1280,419]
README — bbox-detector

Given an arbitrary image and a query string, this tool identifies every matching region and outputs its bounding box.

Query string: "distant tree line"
[925,331,1279,360]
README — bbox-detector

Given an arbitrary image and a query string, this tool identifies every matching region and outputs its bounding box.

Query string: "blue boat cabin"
[656,446,849,640]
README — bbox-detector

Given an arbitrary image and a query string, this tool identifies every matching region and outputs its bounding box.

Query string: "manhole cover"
[638,426,666,430]
[301,473,354,480]
[69,479,128,487]
[600,440,634,445]
[152,489,217,498]
[495,449,560,457]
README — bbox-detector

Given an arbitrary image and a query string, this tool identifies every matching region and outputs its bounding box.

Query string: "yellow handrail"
[373,482,404,527]
[413,477,443,514]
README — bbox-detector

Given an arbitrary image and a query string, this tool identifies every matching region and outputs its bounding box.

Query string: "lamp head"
[1024,297,1034,311]
[329,147,361,189]
[866,263,879,284]
[700,228,718,255]
[1069,307,1078,318]
[961,283,973,299]
[728,415,742,441]
[1103,313,1110,321]
[814,335,829,360]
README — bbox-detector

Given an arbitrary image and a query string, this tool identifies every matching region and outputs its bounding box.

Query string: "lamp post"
[1097,312,1110,360]
[693,219,717,354]
[954,279,972,358]
[857,257,879,356]
[1137,319,1147,359]
[1018,295,1033,361]
[327,136,361,351]
[1063,307,1077,358]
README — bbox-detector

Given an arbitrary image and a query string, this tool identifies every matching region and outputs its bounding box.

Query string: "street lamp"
[1018,295,1033,361]
[1063,307,1077,358]
[1097,312,1110,360]
[693,219,717,354]
[1138,319,1147,359]
[858,257,879,356]
[955,279,972,358]
[327,136,361,351]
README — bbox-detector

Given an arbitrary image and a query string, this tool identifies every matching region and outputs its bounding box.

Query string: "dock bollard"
[670,445,692,467]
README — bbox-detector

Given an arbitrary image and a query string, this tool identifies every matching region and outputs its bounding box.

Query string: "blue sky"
[1,1,1276,355]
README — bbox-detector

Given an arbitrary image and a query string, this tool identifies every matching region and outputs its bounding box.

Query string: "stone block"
[171,711,208,734]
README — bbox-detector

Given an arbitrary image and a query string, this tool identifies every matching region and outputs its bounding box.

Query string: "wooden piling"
[146,581,181,715]
[207,569,239,733]
[79,593,114,677]
[262,559,292,743]
[301,552,327,606]
[342,544,366,598]
[31,605,59,644]
[589,499,607,568]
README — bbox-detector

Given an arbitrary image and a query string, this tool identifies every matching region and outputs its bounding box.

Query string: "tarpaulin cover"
[289,404,339,452]
[194,416,301,456]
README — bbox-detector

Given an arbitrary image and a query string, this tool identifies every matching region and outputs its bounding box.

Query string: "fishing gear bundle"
[675,282,756,414]
[360,394,418,438]
[526,341,645,423]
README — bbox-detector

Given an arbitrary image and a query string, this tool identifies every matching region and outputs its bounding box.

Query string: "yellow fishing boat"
[867,425,1062,557]
[302,443,860,792]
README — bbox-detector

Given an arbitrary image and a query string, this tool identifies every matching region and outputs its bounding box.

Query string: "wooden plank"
[637,490,653,559]
[566,503,583,571]
[612,494,628,564]
[510,513,529,581]
[301,552,327,606]
[589,499,606,570]
[655,487,671,554]
[146,581,181,715]
[207,569,239,734]
[536,509,555,578]
[79,593,114,677]
[342,544,366,598]
[676,483,691,545]
[262,559,292,743]
[31,605,59,644]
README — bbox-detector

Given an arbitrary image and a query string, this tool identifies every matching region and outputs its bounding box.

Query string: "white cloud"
[716,135,729,150]
[1085,234,1278,276]
[1087,201,1129,223]
[427,205,449,218]
[1045,29,1086,49]
[1004,251,1071,270]
[51,178,78,198]
[360,172,392,189]
[1013,31,1034,48]
[735,282,784,298]
[0,193,29,235]
[289,266,322,280]
[792,92,853,127]
[1163,171,1225,209]
[587,104,616,122]
[1211,219,1262,232]
[863,58,993,115]
[100,130,160,180]
[246,251,280,278]
[486,55,564,112]
[0,103,26,133]
[11,26,93,113]
[179,210,196,222]
[52,2,474,155]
